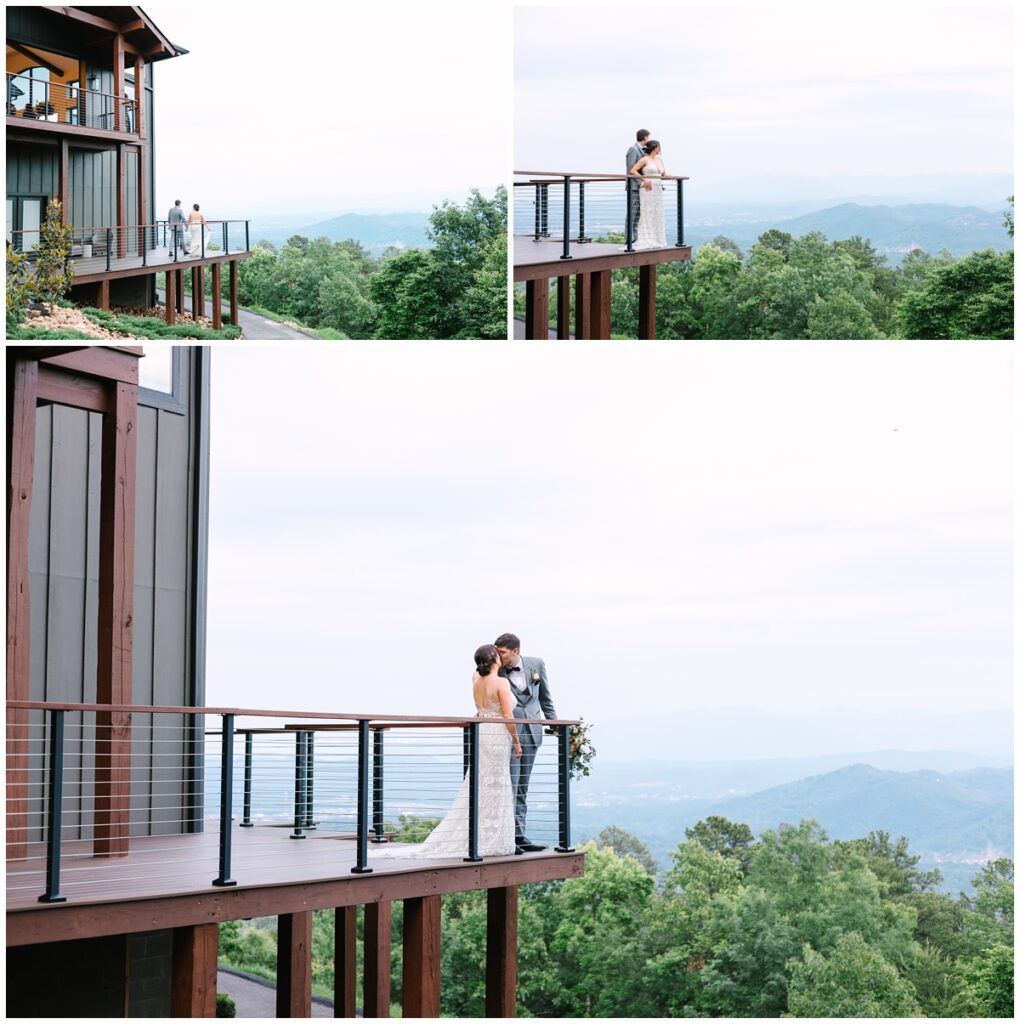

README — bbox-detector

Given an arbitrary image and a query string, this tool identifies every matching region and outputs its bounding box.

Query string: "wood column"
[165,268,176,325]
[112,32,125,132]
[176,269,185,315]
[193,267,204,319]
[277,911,313,1018]
[98,279,110,312]
[334,906,357,1018]
[590,270,612,339]
[485,886,518,1018]
[556,275,571,339]
[171,923,218,1018]
[364,901,392,1018]
[229,260,239,326]
[524,278,549,340]
[116,143,127,258]
[93,380,137,858]
[211,263,222,329]
[6,358,38,861]
[134,55,145,138]
[58,140,69,222]
[402,895,441,1018]
[574,272,591,339]
[638,264,656,339]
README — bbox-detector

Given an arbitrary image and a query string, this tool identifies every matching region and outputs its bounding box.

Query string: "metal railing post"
[290,731,308,839]
[141,225,147,266]
[578,182,588,243]
[222,222,228,254]
[352,720,373,873]
[560,176,572,260]
[240,730,254,826]
[625,181,635,253]
[371,727,387,842]
[462,725,471,778]
[39,709,67,903]
[245,221,250,252]
[464,720,482,862]
[106,228,112,271]
[212,714,238,886]
[555,725,575,853]
[675,179,685,247]
[533,184,541,241]
[201,223,206,259]
[304,732,315,828]
[540,183,549,236]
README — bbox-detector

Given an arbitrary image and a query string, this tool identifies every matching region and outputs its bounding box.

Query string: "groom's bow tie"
[506,665,520,673]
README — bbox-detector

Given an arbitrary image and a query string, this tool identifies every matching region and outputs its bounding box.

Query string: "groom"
[626,128,653,242]
[495,632,557,854]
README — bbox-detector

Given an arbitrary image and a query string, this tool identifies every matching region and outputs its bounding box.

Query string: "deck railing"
[8,220,251,271]
[6,701,579,904]
[513,169,688,260]
[7,72,141,135]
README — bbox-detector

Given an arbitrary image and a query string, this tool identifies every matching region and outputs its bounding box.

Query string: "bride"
[629,140,668,249]
[186,203,207,256]
[371,644,521,860]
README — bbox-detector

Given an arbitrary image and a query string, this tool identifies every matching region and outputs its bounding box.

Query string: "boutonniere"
[531,667,541,684]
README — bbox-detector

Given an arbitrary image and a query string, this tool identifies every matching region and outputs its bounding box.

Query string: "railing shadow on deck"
[6,700,580,905]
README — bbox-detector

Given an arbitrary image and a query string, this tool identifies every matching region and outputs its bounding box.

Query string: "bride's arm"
[628,155,649,178]
[497,679,522,757]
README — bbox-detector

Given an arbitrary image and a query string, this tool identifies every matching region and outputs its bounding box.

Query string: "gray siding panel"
[7,145,59,200]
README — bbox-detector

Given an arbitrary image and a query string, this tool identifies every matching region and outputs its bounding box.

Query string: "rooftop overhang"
[37,6,183,63]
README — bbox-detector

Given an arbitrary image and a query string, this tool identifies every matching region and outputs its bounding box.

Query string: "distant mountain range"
[251,211,431,253]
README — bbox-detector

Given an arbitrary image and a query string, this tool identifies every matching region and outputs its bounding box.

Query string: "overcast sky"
[515,4,1014,200]
[144,4,510,217]
[204,343,1012,727]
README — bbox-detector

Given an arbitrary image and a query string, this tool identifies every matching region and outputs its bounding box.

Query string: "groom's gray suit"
[500,655,556,842]
[625,142,648,243]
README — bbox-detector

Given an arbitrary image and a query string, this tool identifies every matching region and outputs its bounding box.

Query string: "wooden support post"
[176,270,185,315]
[171,923,218,1018]
[134,55,145,138]
[364,901,392,1018]
[556,275,571,339]
[524,278,549,340]
[6,358,38,861]
[165,268,176,325]
[97,279,110,312]
[116,143,127,258]
[192,267,204,320]
[574,273,591,339]
[486,886,518,1018]
[638,264,656,340]
[590,270,612,340]
[334,906,357,1018]
[277,911,313,1018]
[112,32,125,132]
[402,895,441,1018]
[58,140,69,222]
[93,380,137,858]
[211,262,222,330]
[229,259,239,327]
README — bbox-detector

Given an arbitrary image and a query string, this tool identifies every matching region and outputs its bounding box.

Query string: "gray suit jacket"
[499,656,556,747]
[168,205,186,226]
[626,143,647,177]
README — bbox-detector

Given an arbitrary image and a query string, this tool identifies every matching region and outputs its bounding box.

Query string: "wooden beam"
[574,273,591,339]
[93,380,137,858]
[133,55,145,138]
[7,41,64,76]
[590,270,612,339]
[112,34,125,132]
[37,364,109,413]
[334,906,357,1017]
[364,901,392,1018]
[97,279,110,311]
[6,358,38,862]
[556,275,571,339]
[277,911,313,1018]
[41,348,139,385]
[402,895,441,1018]
[229,260,238,327]
[58,139,69,222]
[175,269,185,314]
[638,264,656,340]
[166,266,176,325]
[486,887,518,1018]
[524,278,549,340]
[211,262,222,330]
[171,923,218,1017]
[42,7,122,33]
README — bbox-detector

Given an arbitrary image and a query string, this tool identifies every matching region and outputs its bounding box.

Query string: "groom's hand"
[642,180,652,190]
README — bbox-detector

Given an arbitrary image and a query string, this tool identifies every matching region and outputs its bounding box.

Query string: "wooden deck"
[7,825,584,946]
[49,245,251,285]
[514,236,692,282]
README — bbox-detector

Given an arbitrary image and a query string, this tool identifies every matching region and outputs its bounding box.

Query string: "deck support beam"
[590,270,612,339]
[229,259,239,327]
[556,275,571,339]
[402,895,441,1017]
[524,278,549,340]
[166,268,176,325]
[211,262,222,329]
[334,905,357,1017]
[364,901,392,1017]
[639,264,656,339]
[277,911,313,1018]
[175,269,185,315]
[574,272,591,339]
[98,279,110,311]
[486,886,518,1017]
[171,923,218,1017]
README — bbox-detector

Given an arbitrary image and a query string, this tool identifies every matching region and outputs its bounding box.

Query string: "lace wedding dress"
[635,162,667,249]
[371,701,516,860]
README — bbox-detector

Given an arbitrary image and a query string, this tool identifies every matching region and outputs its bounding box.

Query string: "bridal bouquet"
[568,718,596,780]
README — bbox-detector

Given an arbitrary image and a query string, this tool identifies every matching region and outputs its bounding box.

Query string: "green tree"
[318,270,376,338]
[710,235,745,261]
[755,228,794,262]
[596,825,658,876]
[237,245,279,309]
[33,199,74,312]
[456,232,508,338]
[962,943,1014,1017]
[1003,195,1014,238]
[370,248,451,338]
[834,830,942,899]
[786,931,922,1017]
[684,816,755,874]
[964,858,1014,928]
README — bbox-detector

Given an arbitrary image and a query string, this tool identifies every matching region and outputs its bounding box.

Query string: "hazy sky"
[204,342,1012,726]
[515,4,1014,200]
[144,4,510,217]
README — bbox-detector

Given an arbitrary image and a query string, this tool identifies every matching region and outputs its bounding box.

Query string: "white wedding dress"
[635,161,667,250]
[371,700,516,860]
[188,221,203,255]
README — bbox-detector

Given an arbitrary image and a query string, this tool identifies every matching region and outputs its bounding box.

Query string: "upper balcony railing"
[7,72,142,135]
[7,700,580,905]
[514,170,689,261]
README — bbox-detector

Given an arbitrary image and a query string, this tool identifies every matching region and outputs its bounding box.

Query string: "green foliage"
[786,932,922,1017]
[6,243,33,327]
[961,943,1014,1017]
[33,199,75,312]
[215,992,236,1017]
[964,857,1014,927]
[683,816,756,875]
[80,307,242,340]
[1004,195,1014,239]
[834,829,943,898]
[596,825,658,875]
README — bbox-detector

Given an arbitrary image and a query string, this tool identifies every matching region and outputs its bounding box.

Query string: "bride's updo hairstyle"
[474,644,499,676]
[645,140,661,154]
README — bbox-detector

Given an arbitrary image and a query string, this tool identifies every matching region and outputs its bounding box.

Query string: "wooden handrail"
[514,169,689,181]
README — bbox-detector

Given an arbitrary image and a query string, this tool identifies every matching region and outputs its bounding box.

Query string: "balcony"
[7,72,144,141]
